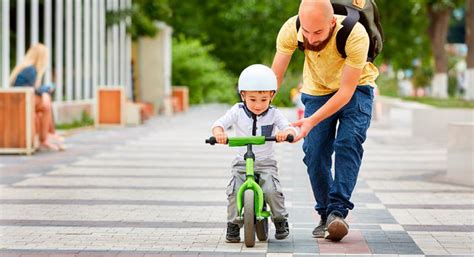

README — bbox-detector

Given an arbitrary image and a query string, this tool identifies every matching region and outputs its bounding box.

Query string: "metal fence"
[1,0,133,102]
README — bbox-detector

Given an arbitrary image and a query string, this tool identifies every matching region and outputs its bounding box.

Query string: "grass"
[402,97,474,109]
[55,111,94,130]
[377,74,474,109]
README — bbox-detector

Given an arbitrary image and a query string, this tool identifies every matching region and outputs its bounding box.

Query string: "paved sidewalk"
[0,104,473,256]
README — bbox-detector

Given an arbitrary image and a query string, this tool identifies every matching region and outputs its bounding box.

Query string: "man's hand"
[289,65,363,143]
[291,118,317,142]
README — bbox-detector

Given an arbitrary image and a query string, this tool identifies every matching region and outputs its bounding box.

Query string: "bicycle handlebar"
[205,134,294,145]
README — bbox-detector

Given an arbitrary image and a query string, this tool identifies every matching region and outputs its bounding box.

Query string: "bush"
[376,74,399,97]
[172,36,237,104]
[272,71,302,107]
[412,65,433,89]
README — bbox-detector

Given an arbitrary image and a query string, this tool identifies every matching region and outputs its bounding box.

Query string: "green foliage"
[168,0,300,75]
[375,0,431,70]
[107,0,172,40]
[55,111,94,130]
[426,0,464,10]
[412,65,434,88]
[447,54,464,97]
[172,36,237,104]
[272,71,302,107]
[376,0,464,70]
[376,74,399,97]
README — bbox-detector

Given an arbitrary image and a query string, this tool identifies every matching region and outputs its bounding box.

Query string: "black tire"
[256,218,269,241]
[244,190,255,247]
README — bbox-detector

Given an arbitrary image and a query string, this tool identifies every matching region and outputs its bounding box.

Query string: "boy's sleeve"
[211,104,239,131]
[274,109,298,134]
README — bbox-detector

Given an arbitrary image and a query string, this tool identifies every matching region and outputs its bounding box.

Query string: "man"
[272,0,379,241]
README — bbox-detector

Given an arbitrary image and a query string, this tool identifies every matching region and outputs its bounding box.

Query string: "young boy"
[211,64,297,243]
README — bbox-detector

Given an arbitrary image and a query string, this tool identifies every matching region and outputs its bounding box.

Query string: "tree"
[465,0,474,100]
[172,36,237,104]
[426,0,464,98]
[376,0,431,71]
[168,0,301,75]
[107,0,172,40]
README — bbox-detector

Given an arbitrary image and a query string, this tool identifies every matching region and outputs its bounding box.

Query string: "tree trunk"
[465,0,474,100]
[427,5,452,99]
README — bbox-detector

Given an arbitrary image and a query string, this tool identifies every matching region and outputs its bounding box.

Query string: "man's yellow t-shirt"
[276,15,379,96]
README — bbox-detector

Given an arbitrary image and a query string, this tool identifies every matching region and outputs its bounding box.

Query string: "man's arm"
[292,64,363,142]
[272,52,292,89]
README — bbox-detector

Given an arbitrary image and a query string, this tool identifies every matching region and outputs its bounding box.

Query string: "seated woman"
[9,43,64,151]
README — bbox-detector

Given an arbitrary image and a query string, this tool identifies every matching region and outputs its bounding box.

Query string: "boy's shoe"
[324,211,349,241]
[312,218,327,238]
[226,222,241,243]
[274,219,290,240]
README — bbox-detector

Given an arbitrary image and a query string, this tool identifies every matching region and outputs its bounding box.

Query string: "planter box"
[0,88,36,155]
[412,108,474,145]
[446,122,474,186]
[95,86,125,127]
[126,101,142,126]
[172,86,189,113]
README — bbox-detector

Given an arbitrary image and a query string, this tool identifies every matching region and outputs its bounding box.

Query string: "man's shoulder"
[285,15,298,25]
[280,15,299,34]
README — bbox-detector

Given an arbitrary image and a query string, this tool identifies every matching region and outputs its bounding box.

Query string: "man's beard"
[303,26,335,52]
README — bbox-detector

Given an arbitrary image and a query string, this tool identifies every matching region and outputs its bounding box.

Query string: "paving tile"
[1,106,472,256]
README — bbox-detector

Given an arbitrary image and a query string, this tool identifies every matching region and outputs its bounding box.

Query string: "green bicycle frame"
[230,137,271,221]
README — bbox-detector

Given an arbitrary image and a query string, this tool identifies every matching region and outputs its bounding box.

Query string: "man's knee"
[334,129,365,150]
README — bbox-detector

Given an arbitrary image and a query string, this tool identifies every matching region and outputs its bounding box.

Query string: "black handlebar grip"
[286,134,294,143]
[205,137,217,145]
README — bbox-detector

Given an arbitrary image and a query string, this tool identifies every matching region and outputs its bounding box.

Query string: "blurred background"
[0,1,473,255]
[1,0,472,120]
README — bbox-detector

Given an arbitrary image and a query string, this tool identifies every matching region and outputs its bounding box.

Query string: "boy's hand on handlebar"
[214,132,228,144]
[275,130,295,143]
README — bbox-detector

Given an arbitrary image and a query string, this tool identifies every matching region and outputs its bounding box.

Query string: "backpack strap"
[296,17,305,51]
[295,6,360,58]
[336,6,359,58]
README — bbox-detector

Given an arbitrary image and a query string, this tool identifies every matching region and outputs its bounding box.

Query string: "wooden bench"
[0,88,36,155]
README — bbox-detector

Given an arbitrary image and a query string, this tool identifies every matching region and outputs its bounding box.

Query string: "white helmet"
[238,64,277,92]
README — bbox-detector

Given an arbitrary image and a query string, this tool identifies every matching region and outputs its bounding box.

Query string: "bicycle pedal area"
[0,104,472,256]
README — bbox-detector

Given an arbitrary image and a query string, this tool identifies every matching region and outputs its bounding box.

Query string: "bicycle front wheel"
[244,190,255,247]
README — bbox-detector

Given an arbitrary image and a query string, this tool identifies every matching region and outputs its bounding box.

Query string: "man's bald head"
[298,0,336,51]
[299,0,334,23]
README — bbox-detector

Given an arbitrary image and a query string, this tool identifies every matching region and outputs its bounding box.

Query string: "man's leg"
[301,93,338,222]
[325,86,374,241]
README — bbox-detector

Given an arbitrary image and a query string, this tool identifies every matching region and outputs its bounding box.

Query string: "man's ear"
[270,91,276,101]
